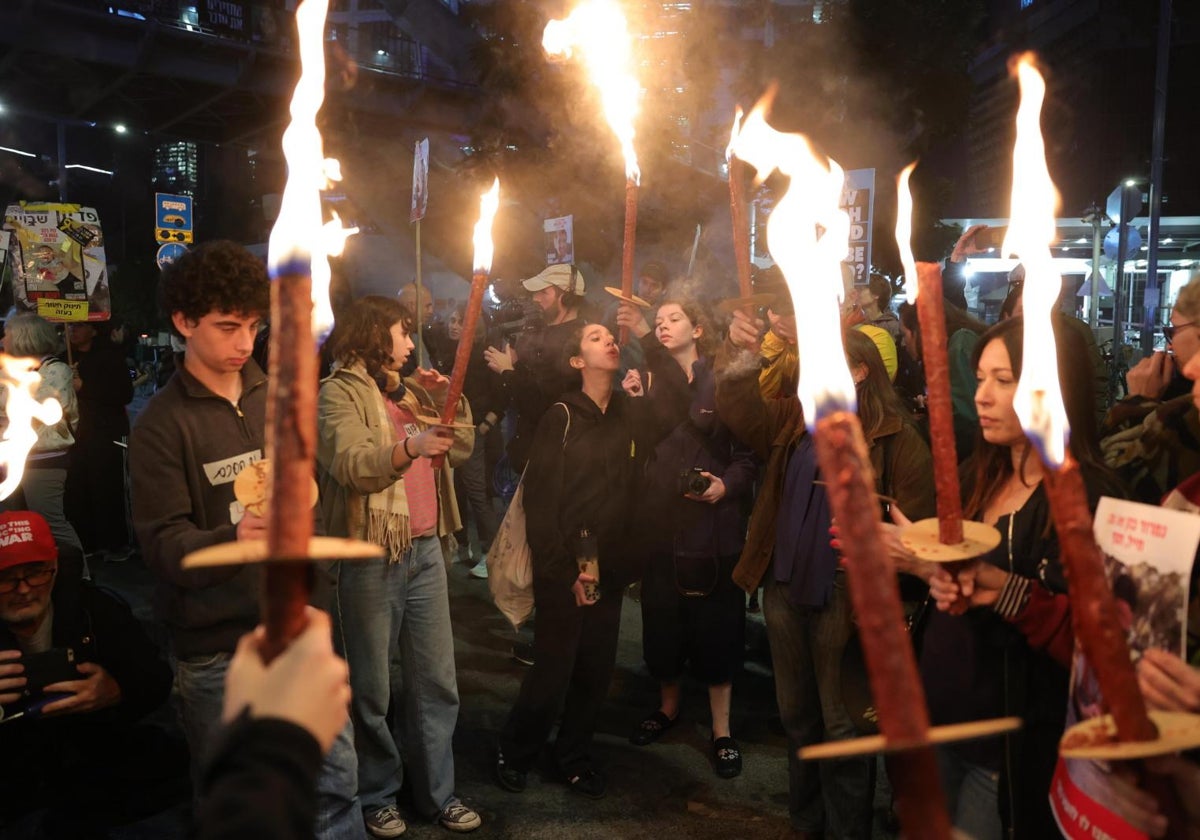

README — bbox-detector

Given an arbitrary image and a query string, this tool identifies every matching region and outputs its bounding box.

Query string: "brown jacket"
[714,341,936,593]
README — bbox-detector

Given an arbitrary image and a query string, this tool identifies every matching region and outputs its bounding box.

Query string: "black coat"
[632,339,758,561]
[0,580,173,816]
[523,385,684,592]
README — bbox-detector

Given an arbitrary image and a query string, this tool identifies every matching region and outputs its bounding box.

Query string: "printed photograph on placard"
[1050,496,1200,840]
[544,215,574,265]
[3,203,110,321]
[411,138,429,223]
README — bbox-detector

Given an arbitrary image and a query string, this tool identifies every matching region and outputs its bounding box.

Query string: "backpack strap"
[553,402,571,449]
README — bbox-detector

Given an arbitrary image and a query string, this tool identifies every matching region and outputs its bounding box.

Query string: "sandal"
[712,736,742,779]
[630,710,677,746]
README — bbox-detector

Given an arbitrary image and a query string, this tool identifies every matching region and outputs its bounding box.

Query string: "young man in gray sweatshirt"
[130,240,364,839]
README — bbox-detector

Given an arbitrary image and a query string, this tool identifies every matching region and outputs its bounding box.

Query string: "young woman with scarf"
[316,295,480,837]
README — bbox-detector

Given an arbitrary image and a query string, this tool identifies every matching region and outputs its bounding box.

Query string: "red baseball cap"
[0,511,58,572]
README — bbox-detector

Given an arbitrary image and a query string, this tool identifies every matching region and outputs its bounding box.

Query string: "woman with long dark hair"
[317,295,481,836]
[890,315,1123,839]
[623,299,758,778]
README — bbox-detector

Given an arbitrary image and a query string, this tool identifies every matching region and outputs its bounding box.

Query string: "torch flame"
[0,356,64,500]
[267,0,357,340]
[543,0,641,184]
[1005,54,1068,466]
[725,106,743,163]
[322,211,359,259]
[729,99,854,425]
[472,178,501,275]
[895,162,919,302]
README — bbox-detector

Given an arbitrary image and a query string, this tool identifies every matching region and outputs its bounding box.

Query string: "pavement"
[69,548,899,840]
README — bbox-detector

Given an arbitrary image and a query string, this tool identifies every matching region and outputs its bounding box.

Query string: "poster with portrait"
[411,138,429,223]
[544,215,574,265]
[3,203,110,322]
[1050,496,1200,840]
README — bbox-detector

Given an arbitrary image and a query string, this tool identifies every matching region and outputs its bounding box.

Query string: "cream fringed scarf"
[342,363,411,563]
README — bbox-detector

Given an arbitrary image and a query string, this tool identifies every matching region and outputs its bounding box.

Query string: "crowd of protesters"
[3,226,1200,840]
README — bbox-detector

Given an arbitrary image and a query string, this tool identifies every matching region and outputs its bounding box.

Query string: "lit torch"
[1004,54,1157,746]
[726,107,753,302]
[544,0,640,340]
[182,0,369,663]
[431,178,500,469]
[729,100,953,840]
[0,357,63,500]
[895,166,998,560]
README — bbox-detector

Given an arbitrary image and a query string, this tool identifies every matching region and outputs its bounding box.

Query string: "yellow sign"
[36,298,90,322]
[156,228,194,244]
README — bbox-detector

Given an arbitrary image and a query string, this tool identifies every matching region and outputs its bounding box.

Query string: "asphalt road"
[69,550,898,839]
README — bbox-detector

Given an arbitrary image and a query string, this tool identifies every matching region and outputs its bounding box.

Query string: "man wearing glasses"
[0,510,172,833]
[1102,273,1200,503]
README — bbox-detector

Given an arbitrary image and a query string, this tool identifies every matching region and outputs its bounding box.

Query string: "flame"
[543,0,641,183]
[0,356,64,500]
[322,211,359,258]
[472,178,501,274]
[895,162,919,301]
[725,106,743,163]
[267,0,357,340]
[1005,54,1068,466]
[729,100,854,424]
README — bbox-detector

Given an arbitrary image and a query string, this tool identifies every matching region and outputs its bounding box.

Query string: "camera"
[679,466,711,496]
[491,298,545,341]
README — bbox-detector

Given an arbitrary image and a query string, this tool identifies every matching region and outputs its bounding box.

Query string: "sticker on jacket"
[203,449,263,487]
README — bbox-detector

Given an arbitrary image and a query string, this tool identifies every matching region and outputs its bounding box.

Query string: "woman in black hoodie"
[495,321,681,800]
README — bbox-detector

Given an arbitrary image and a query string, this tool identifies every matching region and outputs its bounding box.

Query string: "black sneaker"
[565,767,606,799]
[495,748,526,793]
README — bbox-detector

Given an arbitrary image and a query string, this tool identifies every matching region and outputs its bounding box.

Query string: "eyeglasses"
[1163,322,1197,344]
[0,565,56,594]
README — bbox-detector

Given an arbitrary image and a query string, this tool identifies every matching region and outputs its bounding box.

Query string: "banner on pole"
[544,215,574,265]
[411,139,429,223]
[3,202,110,322]
[840,168,875,286]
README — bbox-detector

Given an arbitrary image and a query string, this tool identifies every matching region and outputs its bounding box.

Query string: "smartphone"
[973,226,1009,251]
[17,647,79,696]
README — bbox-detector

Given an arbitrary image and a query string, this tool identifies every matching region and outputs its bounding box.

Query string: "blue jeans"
[938,746,1002,840]
[763,578,873,839]
[333,535,460,818]
[176,651,365,840]
[454,432,500,553]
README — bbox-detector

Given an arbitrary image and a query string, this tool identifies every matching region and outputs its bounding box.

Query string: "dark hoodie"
[523,385,683,592]
[130,360,267,658]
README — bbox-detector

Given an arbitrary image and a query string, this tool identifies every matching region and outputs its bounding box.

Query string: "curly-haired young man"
[130,240,365,839]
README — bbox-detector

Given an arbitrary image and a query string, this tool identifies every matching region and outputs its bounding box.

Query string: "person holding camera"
[618,299,757,779]
[483,263,592,473]
[0,510,173,834]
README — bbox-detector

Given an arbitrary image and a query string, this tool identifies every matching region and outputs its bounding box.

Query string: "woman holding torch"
[316,296,480,836]
[887,316,1122,838]
[715,307,935,838]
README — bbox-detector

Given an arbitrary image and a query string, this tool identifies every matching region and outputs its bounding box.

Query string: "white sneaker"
[469,558,489,579]
[439,801,481,832]
[365,804,407,837]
